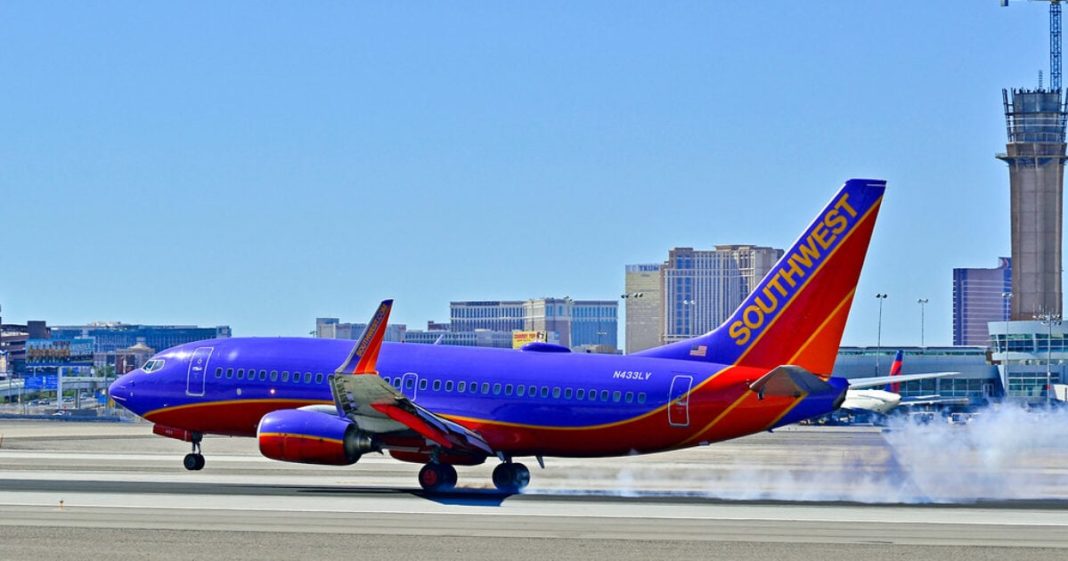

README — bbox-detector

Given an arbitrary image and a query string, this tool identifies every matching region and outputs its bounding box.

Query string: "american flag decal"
[689,345,707,357]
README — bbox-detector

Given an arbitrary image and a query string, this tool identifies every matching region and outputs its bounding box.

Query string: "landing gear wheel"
[183,433,205,471]
[418,463,456,492]
[183,453,205,471]
[492,462,530,492]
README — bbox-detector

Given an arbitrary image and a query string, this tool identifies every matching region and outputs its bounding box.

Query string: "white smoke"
[532,404,1068,504]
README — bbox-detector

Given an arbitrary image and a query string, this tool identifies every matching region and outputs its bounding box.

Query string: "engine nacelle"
[257,409,374,466]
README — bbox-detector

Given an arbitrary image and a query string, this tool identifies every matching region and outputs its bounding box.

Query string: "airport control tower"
[997,88,1067,319]
[996,1,1068,319]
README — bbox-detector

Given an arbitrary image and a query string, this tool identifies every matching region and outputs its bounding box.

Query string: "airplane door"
[668,374,694,427]
[401,372,419,399]
[186,347,213,397]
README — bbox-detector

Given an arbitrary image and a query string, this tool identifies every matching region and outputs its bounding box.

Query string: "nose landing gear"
[182,433,205,471]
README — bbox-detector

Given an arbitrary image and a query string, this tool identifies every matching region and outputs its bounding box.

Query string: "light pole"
[1035,311,1062,406]
[682,299,697,338]
[620,292,644,353]
[917,298,929,348]
[875,293,888,375]
[1001,292,1013,396]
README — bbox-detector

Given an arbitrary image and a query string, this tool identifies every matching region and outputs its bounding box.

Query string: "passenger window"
[552,387,561,399]
[270,370,278,382]
[237,369,245,380]
[481,382,490,394]
[226,368,234,379]
[215,368,223,379]
[445,380,454,392]
[517,385,526,397]
[259,370,267,381]
[540,386,549,398]
[383,376,391,385]
[492,383,502,395]
[576,388,585,400]
[625,391,634,403]
[600,390,610,401]
[458,381,467,392]
[304,372,312,383]
[315,373,324,384]
[393,378,402,389]
[637,392,647,404]
[612,391,622,402]
[564,388,573,400]
[419,379,429,391]
[528,384,537,396]
[405,378,415,390]
[505,384,513,396]
[588,388,597,401]
[281,371,289,382]
[433,380,442,391]
[471,382,479,394]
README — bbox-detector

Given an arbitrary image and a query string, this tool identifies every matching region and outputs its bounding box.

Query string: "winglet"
[335,299,393,375]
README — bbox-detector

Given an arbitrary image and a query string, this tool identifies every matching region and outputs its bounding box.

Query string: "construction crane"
[1001,0,1063,90]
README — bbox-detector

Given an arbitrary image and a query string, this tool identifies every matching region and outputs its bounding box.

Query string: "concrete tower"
[998,88,1067,319]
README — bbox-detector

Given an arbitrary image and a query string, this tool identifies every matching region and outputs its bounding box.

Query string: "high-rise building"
[569,300,618,349]
[998,88,1066,319]
[661,245,782,344]
[624,264,662,353]
[953,258,1012,346]
[449,301,525,333]
[315,318,406,342]
[448,298,618,351]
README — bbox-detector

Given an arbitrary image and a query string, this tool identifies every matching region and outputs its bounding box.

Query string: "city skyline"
[1,2,1056,347]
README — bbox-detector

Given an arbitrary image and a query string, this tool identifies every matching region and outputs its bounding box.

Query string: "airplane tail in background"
[887,349,904,393]
[634,179,886,376]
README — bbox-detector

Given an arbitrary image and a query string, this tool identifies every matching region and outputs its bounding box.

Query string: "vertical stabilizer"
[635,179,886,375]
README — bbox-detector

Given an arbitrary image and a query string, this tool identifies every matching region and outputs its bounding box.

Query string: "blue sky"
[0,1,1053,346]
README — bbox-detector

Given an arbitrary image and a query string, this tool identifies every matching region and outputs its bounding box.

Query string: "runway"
[1,421,1067,560]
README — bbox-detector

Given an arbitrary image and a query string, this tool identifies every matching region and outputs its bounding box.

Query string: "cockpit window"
[143,359,165,373]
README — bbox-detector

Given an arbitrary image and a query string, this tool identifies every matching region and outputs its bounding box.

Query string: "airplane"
[840,350,960,415]
[110,178,886,493]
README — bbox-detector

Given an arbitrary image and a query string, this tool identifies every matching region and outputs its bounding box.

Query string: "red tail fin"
[635,179,886,376]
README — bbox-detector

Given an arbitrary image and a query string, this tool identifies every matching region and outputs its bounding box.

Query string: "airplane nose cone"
[109,377,132,405]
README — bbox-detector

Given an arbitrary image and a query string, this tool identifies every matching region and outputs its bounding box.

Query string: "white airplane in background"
[841,350,960,415]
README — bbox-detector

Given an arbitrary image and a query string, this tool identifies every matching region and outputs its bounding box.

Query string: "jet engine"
[257,409,374,466]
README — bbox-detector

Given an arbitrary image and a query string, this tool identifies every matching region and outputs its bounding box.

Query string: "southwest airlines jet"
[110,178,893,493]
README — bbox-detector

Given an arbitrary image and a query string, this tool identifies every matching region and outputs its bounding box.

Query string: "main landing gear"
[418,462,457,492]
[183,433,205,471]
[416,461,531,493]
[492,462,530,493]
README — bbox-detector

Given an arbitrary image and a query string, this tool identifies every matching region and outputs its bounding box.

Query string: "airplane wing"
[328,299,493,456]
[899,396,971,407]
[847,371,958,390]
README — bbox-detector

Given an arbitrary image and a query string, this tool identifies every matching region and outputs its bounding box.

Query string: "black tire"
[492,462,530,492]
[183,453,199,471]
[440,464,458,488]
[194,454,206,471]
[511,462,530,491]
[419,463,452,492]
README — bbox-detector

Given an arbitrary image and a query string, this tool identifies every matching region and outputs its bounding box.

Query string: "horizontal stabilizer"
[749,365,837,399]
[848,371,958,390]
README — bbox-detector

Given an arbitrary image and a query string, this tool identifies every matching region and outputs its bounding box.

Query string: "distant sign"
[23,374,58,390]
[512,331,548,350]
[26,338,94,366]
